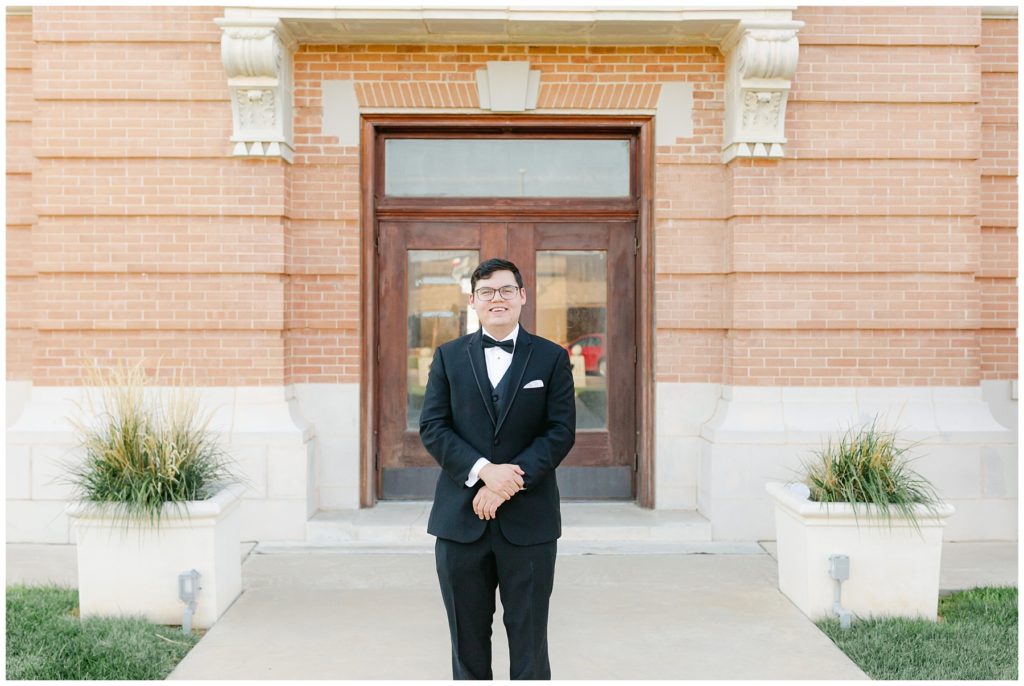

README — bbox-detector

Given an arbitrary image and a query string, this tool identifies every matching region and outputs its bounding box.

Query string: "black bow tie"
[482,335,514,354]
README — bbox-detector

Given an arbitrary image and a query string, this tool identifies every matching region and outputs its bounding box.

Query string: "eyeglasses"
[474,285,520,301]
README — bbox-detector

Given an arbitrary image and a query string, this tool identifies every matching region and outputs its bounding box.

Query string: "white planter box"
[66,483,245,629]
[765,481,956,621]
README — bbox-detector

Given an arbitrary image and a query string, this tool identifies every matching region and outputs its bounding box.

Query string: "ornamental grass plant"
[796,413,945,534]
[62,358,243,531]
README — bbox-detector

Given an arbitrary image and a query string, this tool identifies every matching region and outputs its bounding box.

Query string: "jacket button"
[494,437,500,446]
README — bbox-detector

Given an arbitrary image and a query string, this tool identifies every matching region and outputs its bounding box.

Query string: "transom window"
[384,137,631,198]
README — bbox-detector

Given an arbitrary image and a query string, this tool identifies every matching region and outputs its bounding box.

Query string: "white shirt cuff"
[466,457,491,487]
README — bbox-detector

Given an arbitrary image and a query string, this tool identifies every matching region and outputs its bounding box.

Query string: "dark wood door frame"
[359,114,655,508]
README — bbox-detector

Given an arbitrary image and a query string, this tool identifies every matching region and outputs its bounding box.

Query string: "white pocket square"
[523,380,544,389]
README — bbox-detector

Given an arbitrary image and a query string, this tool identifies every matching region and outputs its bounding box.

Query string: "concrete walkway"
[6,540,1016,680]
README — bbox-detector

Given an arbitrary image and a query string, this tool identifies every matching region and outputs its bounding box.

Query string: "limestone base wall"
[8,380,1016,543]
[6,384,318,543]
[658,381,1017,541]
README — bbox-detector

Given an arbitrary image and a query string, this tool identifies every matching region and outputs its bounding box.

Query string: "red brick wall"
[17,7,295,385]
[978,15,1018,378]
[704,6,1011,386]
[6,7,1017,388]
[292,43,725,384]
[7,11,33,381]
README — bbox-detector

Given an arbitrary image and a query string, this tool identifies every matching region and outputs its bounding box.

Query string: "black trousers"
[435,520,557,680]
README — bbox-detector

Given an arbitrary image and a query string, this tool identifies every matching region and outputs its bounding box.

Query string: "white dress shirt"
[465,325,519,487]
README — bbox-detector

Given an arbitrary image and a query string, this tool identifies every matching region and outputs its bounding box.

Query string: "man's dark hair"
[471,258,524,292]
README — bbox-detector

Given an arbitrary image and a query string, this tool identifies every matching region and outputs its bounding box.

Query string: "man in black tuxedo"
[419,258,576,680]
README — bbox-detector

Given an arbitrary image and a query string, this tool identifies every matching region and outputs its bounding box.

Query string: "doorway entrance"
[362,116,653,504]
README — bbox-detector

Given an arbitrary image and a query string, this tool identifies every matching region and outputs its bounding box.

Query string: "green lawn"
[816,586,1018,680]
[8,583,1016,680]
[6,584,201,680]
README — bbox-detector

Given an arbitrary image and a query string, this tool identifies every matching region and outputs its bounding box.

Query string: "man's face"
[470,269,526,334]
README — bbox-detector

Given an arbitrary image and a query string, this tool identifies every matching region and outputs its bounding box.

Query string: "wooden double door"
[376,218,637,499]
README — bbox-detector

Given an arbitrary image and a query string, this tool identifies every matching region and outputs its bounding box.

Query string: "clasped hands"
[472,463,525,520]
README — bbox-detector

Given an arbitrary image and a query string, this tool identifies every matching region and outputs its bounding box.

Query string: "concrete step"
[255,502,751,555]
[560,502,712,542]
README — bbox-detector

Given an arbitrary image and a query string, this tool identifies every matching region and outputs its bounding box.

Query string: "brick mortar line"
[723,214,982,220]
[29,99,229,104]
[30,157,264,161]
[33,214,291,219]
[25,157,991,162]
[655,272,991,276]
[656,327,997,332]
[798,42,983,48]
[798,43,982,49]
[26,272,356,277]
[28,329,303,335]
[29,39,220,46]
[779,157,983,161]
[789,100,983,105]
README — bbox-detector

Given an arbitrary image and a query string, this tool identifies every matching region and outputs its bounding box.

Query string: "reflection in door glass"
[407,250,479,429]
[536,251,608,429]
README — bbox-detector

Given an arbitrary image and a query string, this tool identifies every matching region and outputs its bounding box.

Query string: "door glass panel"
[536,251,608,429]
[385,139,630,197]
[407,250,479,429]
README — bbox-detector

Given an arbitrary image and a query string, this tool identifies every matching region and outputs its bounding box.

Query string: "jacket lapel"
[495,328,533,435]
[466,330,497,427]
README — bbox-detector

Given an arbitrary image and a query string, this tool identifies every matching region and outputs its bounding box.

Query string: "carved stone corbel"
[215,18,296,163]
[720,20,803,163]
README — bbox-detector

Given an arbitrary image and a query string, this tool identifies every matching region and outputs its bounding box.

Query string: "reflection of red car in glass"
[565,333,606,376]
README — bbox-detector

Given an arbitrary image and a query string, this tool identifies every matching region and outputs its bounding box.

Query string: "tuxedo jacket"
[419,327,576,546]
